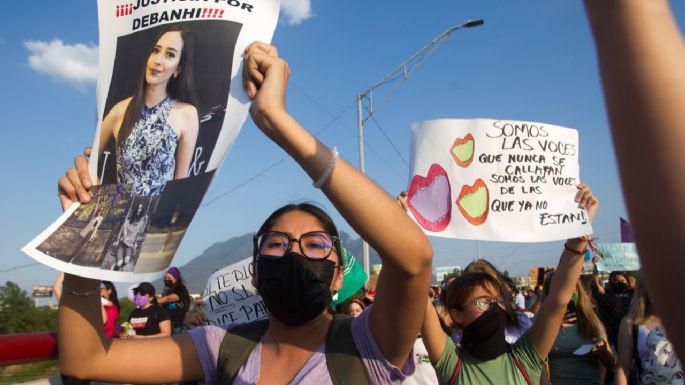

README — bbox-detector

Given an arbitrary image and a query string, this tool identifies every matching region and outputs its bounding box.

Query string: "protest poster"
[435,266,461,283]
[22,0,280,282]
[202,257,267,327]
[595,243,640,272]
[407,119,592,242]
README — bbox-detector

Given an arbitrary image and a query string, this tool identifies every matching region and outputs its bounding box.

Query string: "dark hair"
[130,201,146,222]
[164,275,191,308]
[118,25,198,146]
[445,272,504,313]
[609,271,629,283]
[134,282,159,305]
[254,203,342,262]
[463,260,522,330]
[101,281,120,312]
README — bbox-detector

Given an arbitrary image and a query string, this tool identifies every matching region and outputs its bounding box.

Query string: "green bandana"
[329,245,368,307]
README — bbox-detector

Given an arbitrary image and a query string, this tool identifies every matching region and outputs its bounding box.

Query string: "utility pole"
[356,19,484,278]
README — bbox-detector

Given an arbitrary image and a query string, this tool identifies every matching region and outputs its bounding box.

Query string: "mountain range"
[159,231,383,293]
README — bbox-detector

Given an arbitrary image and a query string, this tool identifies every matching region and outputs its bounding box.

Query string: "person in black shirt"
[127,282,171,338]
[157,266,191,334]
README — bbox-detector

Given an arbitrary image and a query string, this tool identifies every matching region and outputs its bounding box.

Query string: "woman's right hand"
[242,41,291,141]
[58,147,93,211]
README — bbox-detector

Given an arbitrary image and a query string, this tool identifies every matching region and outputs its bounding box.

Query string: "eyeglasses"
[461,296,502,311]
[254,231,338,260]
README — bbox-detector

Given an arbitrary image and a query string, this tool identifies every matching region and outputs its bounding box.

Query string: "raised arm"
[57,160,203,382]
[243,42,433,367]
[527,184,598,357]
[584,0,685,356]
[613,316,634,385]
[421,298,448,363]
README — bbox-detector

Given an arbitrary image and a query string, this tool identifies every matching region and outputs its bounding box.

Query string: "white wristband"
[313,147,339,189]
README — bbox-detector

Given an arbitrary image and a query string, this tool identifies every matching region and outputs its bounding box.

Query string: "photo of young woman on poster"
[112,200,150,270]
[98,25,199,196]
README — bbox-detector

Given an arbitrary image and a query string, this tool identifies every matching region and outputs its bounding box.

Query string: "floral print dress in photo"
[117,96,177,196]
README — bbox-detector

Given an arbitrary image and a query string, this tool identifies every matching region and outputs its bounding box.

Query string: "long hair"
[255,203,342,262]
[129,201,147,222]
[101,281,120,312]
[543,275,607,341]
[464,259,522,330]
[117,25,198,147]
[628,272,653,326]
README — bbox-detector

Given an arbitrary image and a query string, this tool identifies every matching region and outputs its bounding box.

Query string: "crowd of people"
[53,1,685,384]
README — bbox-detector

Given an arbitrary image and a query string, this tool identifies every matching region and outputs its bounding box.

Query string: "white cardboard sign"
[407,118,592,242]
[202,257,268,327]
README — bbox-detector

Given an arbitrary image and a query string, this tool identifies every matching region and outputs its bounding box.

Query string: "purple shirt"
[189,306,414,385]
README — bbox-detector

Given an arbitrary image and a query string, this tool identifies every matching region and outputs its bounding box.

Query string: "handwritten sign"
[408,119,592,242]
[595,243,640,272]
[202,257,268,327]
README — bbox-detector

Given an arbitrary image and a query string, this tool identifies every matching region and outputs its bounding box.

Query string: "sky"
[2,1,684,293]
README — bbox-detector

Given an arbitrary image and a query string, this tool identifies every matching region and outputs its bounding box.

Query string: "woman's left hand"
[575,183,600,223]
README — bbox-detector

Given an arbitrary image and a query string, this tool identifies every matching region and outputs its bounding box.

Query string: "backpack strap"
[217,319,269,385]
[325,314,372,385]
[509,351,532,385]
[632,323,644,375]
[448,349,463,385]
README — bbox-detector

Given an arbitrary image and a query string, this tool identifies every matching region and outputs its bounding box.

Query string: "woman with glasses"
[419,184,599,385]
[56,42,433,385]
[462,259,532,345]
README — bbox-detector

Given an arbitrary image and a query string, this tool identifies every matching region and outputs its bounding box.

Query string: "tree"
[0,281,37,334]
[117,298,135,325]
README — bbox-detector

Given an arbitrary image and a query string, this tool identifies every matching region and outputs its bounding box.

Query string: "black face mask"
[164,280,174,288]
[257,251,336,327]
[611,281,629,294]
[460,304,511,361]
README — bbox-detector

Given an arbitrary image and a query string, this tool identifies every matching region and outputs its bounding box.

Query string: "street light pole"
[356,19,484,278]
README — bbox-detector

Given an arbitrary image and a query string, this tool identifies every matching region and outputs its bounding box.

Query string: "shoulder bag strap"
[448,349,463,385]
[325,314,372,385]
[509,351,533,385]
[217,319,269,385]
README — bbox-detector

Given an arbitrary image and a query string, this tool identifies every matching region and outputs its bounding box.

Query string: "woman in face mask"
[460,259,532,345]
[590,263,634,349]
[419,184,599,385]
[57,42,432,385]
[157,266,191,334]
[125,282,171,338]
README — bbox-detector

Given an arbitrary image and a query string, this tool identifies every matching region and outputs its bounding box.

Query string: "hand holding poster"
[407,119,592,242]
[22,0,279,282]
